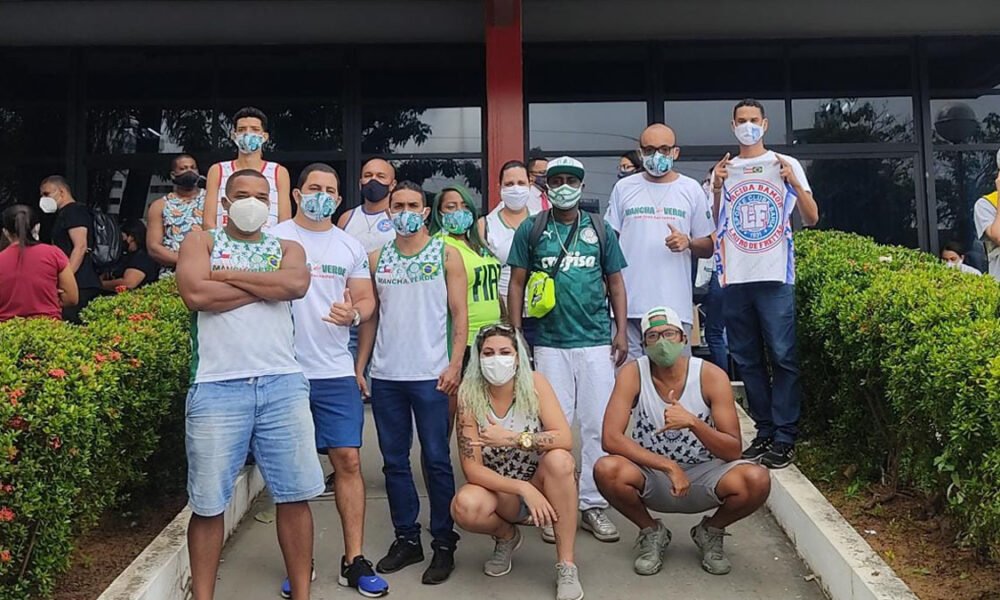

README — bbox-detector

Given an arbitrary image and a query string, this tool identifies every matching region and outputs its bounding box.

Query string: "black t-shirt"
[124,249,160,288]
[51,202,100,290]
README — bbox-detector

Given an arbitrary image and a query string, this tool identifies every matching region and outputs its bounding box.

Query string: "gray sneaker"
[690,517,732,575]
[541,525,556,544]
[484,526,522,577]
[580,508,619,542]
[633,519,672,576]
[555,562,584,600]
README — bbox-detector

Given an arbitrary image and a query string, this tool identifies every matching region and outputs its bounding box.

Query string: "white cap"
[546,156,585,180]
[640,306,684,335]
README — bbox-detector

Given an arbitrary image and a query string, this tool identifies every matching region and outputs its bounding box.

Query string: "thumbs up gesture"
[658,389,695,432]
[324,288,358,327]
[665,223,690,253]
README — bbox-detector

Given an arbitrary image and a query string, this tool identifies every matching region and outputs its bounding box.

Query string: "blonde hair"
[458,326,538,426]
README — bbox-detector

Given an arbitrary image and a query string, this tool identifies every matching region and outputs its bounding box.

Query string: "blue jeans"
[703,271,729,372]
[370,378,458,548]
[722,282,801,445]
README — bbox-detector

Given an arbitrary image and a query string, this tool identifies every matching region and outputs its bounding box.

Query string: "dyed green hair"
[429,184,494,257]
[458,323,538,426]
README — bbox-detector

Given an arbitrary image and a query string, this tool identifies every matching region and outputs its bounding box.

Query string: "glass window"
[930,96,1000,144]
[802,157,918,248]
[664,99,786,146]
[362,107,481,154]
[217,49,345,100]
[792,97,913,144]
[87,168,175,219]
[360,46,483,102]
[529,102,645,152]
[526,45,646,99]
[789,42,911,93]
[925,37,1000,91]
[85,50,214,103]
[934,150,997,269]
[0,49,72,102]
[217,104,344,152]
[88,108,215,154]
[0,106,67,158]
[391,158,483,209]
[662,43,784,96]
[0,163,65,208]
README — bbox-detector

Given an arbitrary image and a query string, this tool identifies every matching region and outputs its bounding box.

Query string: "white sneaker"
[580,508,619,542]
[555,562,584,600]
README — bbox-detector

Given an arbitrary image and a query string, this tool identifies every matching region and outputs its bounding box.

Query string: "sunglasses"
[476,322,517,347]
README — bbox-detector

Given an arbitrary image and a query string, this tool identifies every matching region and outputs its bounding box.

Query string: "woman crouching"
[451,323,584,600]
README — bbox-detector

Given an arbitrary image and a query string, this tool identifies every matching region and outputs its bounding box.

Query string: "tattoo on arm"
[531,432,555,449]
[457,426,476,459]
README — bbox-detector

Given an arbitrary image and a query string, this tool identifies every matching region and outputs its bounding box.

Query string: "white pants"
[620,318,693,361]
[533,345,615,511]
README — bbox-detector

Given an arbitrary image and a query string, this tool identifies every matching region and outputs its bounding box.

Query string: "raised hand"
[665,223,690,253]
[659,389,695,432]
[323,288,356,326]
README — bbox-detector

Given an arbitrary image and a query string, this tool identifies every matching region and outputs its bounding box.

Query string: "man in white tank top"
[595,306,771,578]
[176,169,323,600]
[202,107,291,230]
[355,181,469,585]
[338,158,397,253]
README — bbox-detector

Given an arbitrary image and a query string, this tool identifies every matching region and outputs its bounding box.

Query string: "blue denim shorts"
[310,376,363,451]
[185,373,325,517]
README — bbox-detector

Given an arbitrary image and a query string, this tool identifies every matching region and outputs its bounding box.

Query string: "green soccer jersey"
[507,211,627,349]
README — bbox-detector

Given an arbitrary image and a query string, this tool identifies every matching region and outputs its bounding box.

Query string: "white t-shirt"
[270,220,370,379]
[973,195,1000,281]
[716,151,811,286]
[605,172,715,323]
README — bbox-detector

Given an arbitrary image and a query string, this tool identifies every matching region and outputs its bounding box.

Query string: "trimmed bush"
[796,230,1000,556]
[0,280,189,599]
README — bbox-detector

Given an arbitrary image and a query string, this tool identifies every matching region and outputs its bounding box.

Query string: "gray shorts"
[640,458,751,514]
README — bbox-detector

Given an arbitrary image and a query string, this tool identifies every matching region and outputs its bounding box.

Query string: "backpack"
[88,206,123,269]
[527,209,608,270]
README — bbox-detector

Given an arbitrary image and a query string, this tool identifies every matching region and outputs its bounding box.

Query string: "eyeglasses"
[644,328,684,344]
[639,145,677,156]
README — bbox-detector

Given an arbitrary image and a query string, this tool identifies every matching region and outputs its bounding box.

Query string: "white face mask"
[39,196,58,214]
[480,355,517,386]
[946,260,962,269]
[227,198,269,233]
[500,185,530,211]
[734,122,765,146]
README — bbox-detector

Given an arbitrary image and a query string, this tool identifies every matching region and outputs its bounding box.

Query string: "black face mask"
[533,175,547,188]
[172,171,205,189]
[360,179,390,203]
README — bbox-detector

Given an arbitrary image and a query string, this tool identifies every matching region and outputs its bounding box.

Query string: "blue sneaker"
[340,555,389,597]
[279,561,317,599]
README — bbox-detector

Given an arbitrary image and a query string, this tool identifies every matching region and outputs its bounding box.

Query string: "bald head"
[639,124,677,148]
[360,158,397,203]
[362,158,396,181]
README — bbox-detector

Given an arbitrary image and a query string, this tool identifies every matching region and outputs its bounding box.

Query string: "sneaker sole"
[580,521,620,542]
[337,575,389,597]
[541,530,556,544]
[762,459,793,470]
[484,534,523,577]
[376,554,424,574]
[559,589,585,600]
[280,570,317,599]
[690,528,731,576]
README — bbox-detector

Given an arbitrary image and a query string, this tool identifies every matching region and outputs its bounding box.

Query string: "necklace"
[553,212,581,256]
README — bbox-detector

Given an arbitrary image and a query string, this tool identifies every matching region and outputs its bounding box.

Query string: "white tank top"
[216,161,281,230]
[343,206,396,254]
[370,237,450,381]
[632,356,713,464]
[190,229,300,383]
[480,401,541,481]
[484,209,519,298]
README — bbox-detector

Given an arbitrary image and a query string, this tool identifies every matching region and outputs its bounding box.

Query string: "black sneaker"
[421,546,455,585]
[318,471,336,498]
[339,555,389,597]
[376,538,423,574]
[741,437,772,461]
[760,442,795,469]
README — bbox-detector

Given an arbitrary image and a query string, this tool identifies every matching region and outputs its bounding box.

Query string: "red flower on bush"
[94,352,107,363]
[8,389,23,407]
[129,358,142,369]
[7,417,27,431]
[0,507,14,522]
[48,369,67,379]
[0,549,10,563]
[111,335,123,345]
[115,285,128,294]
[0,484,13,495]
[127,312,154,322]
[49,437,62,451]
[108,351,122,361]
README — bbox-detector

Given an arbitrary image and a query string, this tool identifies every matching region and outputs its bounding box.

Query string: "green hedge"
[0,280,189,599]
[796,230,1000,557]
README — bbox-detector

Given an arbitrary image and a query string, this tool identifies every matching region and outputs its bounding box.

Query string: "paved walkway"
[213,407,825,600]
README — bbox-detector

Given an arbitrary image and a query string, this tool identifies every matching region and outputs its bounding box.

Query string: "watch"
[350,309,361,327]
[517,431,534,451]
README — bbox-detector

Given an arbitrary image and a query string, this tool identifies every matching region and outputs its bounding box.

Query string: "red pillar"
[484,0,523,210]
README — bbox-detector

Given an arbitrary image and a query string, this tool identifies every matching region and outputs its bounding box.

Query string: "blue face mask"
[235,132,265,154]
[299,192,337,221]
[441,208,474,235]
[642,151,673,177]
[391,210,425,237]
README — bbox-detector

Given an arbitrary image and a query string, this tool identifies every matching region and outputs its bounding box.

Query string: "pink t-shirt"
[0,243,69,322]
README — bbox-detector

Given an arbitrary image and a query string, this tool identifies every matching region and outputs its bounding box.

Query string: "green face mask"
[646,338,684,367]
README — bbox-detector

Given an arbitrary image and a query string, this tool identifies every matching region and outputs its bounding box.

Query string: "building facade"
[1,0,999,261]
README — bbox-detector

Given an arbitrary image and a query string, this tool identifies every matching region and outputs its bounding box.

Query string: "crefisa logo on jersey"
[728,179,783,253]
